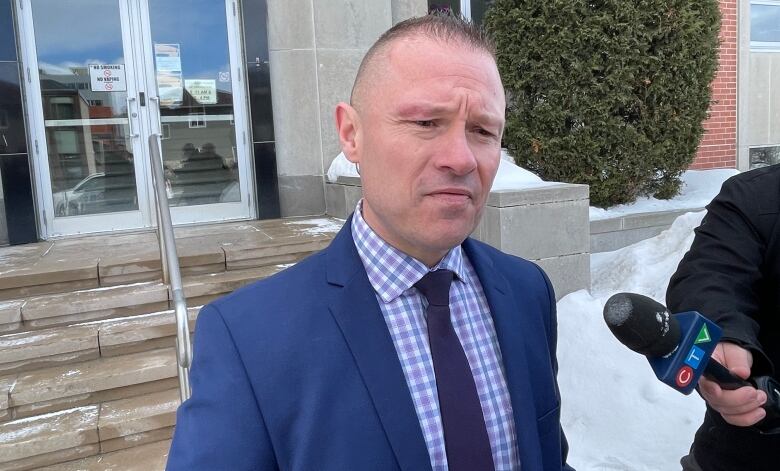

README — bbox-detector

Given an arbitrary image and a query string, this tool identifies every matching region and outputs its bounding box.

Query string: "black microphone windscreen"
[603,292,681,357]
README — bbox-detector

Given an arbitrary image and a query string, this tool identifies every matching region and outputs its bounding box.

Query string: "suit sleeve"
[166,304,278,470]
[666,177,773,375]
[537,266,575,471]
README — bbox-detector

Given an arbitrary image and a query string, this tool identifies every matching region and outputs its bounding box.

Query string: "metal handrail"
[148,133,192,402]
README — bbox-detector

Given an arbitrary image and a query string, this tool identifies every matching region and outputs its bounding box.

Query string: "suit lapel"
[326,221,432,471]
[463,239,543,467]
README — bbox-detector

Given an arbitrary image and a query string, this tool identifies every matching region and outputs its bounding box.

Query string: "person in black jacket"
[667,164,780,470]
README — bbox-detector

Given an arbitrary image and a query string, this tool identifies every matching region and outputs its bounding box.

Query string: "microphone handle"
[702,360,752,390]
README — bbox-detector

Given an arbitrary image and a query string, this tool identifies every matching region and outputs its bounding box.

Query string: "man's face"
[337,37,505,266]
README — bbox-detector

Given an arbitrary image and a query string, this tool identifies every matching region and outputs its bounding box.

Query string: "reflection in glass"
[428,0,461,15]
[0,168,7,246]
[749,146,780,169]
[32,0,139,217]
[751,4,780,44]
[149,0,240,207]
[48,125,138,216]
[470,0,496,25]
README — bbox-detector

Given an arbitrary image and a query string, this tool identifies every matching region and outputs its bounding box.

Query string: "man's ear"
[335,102,361,164]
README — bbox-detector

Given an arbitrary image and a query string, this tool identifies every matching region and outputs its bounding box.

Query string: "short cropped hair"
[350,12,497,108]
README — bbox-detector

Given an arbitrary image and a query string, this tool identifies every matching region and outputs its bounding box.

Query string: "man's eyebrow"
[396,102,456,117]
[395,103,504,128]
[469,110,504,128]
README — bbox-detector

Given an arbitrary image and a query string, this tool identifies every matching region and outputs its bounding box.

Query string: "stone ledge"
[97,307,200,357]
[21,283,168,322]
[36,439,170,471]
[0,325,99,367]
[486,183,589,208]
[1,376,14,414]
[0,301,23,333]
[590,208,704,253]
[0,405,99,464]
[9,349,177,408]
[98,389,179,442]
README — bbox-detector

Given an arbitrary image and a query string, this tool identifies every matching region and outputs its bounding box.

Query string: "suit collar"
[326,218,433,471]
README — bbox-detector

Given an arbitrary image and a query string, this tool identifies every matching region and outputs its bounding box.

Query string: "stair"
[0,217,343,469]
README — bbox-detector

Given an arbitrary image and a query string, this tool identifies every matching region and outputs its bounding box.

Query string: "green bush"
[484,0,720,207]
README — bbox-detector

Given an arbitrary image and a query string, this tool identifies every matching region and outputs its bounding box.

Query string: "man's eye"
[415,120,435,127]
[476,127,495,137]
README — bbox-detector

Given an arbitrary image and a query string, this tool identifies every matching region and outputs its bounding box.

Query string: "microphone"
[603,292,743,394]
[603,292,780,434]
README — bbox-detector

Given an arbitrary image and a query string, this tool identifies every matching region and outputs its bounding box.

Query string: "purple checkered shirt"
[351,200,520,471]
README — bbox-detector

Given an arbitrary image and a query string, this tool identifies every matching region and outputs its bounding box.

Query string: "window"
[751,1,780,51]
[749,145,780,168]
[427,1,496,25]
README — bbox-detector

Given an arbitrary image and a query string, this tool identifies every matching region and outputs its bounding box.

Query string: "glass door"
[20,0,254,238]
[22,0,153,236]
[138,0,254,225]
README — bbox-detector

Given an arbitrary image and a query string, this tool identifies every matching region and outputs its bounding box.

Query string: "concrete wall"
[743,53,780,152]
[738,0,780,170]
[268,0,422,217]
[590,208,704,254]
[326,180,592,300]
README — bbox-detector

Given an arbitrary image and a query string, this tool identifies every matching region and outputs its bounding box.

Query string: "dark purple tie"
[415,270,495,471]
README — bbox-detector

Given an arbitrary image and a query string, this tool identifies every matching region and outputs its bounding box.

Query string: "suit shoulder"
[466,238,549,283]
[208,250,328,319]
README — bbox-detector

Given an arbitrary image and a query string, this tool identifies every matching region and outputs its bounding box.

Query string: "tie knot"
[414,269,454,306]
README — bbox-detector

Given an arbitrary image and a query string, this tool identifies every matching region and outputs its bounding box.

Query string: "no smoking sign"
[89,64,127,92]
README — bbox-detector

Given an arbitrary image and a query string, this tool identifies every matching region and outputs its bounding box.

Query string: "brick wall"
[691,0,738,169]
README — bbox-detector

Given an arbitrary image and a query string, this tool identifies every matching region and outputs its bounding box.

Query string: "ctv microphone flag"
[647,312,720,394]
[603,293,723,395]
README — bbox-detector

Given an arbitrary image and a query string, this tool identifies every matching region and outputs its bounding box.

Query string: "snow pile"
[287,218,345,235]
[558,211,708,470]
[589,169,738,221]
[326,153,359,182]
[326,150,551,190]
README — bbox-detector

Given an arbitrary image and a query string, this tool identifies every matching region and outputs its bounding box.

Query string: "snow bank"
[326,150,551,190]
[559,211,708,470]
[589,169,738,221]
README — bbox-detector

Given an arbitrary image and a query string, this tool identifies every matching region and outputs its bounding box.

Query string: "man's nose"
[435,128,478,175]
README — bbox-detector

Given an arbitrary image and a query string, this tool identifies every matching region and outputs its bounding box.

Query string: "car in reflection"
[53,172,138,216]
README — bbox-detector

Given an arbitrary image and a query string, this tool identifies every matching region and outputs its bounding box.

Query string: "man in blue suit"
[168,14,573,471]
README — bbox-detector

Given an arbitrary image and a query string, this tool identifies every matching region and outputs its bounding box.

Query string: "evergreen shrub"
[484,0,721,207]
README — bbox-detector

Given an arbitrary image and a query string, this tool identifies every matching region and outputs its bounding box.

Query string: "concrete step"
[3,348,177,422]
[97,389,179,453]
[0,388,178,470]
[0,405,100,470]
[0,324,100,377]
[9,282,170,332]
[2,263,290,334]
[37,439,170,471]
[0,264,290,422]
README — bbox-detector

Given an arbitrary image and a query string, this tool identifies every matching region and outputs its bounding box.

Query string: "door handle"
[149,96,163,135]
[126,96,139,138]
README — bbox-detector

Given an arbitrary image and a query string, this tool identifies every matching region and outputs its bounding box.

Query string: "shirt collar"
[351,199,469,303]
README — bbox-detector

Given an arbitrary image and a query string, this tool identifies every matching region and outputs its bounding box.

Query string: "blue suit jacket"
[167,219,572,470]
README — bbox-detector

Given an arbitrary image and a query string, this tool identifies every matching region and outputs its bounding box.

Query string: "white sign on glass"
[89,64,127,92]
[154,43,183,106]
[185,79,217,104]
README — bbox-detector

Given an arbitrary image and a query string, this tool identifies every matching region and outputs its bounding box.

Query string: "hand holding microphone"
[699,342,767,427]
[603,292,780,434]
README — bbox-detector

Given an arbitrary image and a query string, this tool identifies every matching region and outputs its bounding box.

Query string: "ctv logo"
[676,366,694,388]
